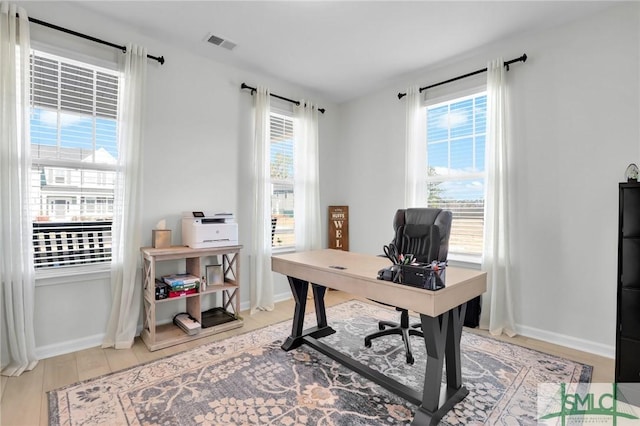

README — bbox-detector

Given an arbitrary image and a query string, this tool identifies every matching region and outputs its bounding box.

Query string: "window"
[29,50,119,269]
[269,111,295,248]
[426,91,486,257]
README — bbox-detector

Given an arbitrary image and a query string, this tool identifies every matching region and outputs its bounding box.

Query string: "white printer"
[182,212,238,249]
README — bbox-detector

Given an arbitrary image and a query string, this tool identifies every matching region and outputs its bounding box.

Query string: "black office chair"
[365,208,452,364]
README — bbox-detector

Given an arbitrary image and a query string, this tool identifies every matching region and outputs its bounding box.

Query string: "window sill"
[447,253,482,270]
[272,245,296,255]
[35,264,111,287]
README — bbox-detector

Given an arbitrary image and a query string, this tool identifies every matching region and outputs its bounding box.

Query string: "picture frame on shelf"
[206,264,223,286]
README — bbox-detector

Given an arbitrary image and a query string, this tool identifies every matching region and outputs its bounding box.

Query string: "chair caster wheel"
[364,339,372,348]
[406,355,414,364]
[378,324,385,331]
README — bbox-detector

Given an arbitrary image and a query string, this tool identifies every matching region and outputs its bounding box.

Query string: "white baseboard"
[36,333,105,360]
[516,324,615,359]
[274,291,292,304]
[36,292,294,360]
[239,291,292,312]
[36,300,613,363]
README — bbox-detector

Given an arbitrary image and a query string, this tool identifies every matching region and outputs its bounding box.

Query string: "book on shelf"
[169,288,198,298]
[162,273,200,287]
[156,279,198,292]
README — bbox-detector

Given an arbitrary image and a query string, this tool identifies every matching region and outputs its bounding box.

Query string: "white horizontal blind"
[270,111,295,248]
[426,92,486,256]
[29,50,120,269]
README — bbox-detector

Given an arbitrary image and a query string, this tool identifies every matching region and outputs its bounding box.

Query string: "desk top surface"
[272,249,486,317]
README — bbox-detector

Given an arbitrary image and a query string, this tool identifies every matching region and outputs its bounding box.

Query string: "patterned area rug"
[49,300,591,425]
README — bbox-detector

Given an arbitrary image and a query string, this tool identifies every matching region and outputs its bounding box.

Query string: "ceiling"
[71,1,616,104]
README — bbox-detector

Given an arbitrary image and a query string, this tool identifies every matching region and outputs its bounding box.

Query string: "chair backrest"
[394,224,440,263]
[391,208,452,262]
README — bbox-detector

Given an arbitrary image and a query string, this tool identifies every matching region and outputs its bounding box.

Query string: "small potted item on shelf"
[625,163,639,182]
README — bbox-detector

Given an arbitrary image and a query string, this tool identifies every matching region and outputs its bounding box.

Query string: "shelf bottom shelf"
[141,317,244,351]
[202,307,236,328]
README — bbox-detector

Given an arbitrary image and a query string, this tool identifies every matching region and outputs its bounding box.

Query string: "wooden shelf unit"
[140,245,243,351]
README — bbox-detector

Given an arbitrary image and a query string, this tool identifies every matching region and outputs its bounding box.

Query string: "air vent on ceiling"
[205,33,237,51]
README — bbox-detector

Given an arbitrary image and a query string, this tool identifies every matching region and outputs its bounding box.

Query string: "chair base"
[364,309,423,364]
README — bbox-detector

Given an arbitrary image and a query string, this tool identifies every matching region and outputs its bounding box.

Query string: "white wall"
[335,2,640,357]
[3,1,340,361]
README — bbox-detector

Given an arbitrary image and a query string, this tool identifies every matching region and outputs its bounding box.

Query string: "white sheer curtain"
[480,58,516,337]
[294,101,321,251]
[250,86,274,313]
[102,44,147,349]
[404,86,427,207]
[0,2,38,376]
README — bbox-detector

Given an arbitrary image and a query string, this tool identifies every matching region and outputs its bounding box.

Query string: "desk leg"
[414,313,448,425]
[282,277,309,351]
[445,302,467,390]
[281,277,335,351]
[311,284,328,328]
[412,305,469,426]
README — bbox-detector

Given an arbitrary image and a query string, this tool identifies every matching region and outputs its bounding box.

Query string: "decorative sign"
[328,206,349,251]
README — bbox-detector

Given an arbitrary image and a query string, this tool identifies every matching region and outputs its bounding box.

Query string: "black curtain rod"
[21,15,165,65]
[241,83,325,114]
[397,53,527,100]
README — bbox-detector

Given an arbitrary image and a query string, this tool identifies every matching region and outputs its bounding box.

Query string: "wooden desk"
[272,249,487,426]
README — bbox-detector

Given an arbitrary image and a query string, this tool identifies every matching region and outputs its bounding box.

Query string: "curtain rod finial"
[397,92,406,100]
[240,83,254,95]
[522,53,528,62]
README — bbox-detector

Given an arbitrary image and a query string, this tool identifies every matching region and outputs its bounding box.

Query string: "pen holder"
[400,262,447,290]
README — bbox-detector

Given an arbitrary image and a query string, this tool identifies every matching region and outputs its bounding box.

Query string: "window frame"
[29,47,120,280]
[423,86,487,264]
[269,103,296,253]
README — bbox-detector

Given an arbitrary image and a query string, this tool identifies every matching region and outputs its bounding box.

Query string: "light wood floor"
[0,291,614,426]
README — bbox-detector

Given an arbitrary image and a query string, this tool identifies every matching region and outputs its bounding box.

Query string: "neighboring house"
[32,146,116,223]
